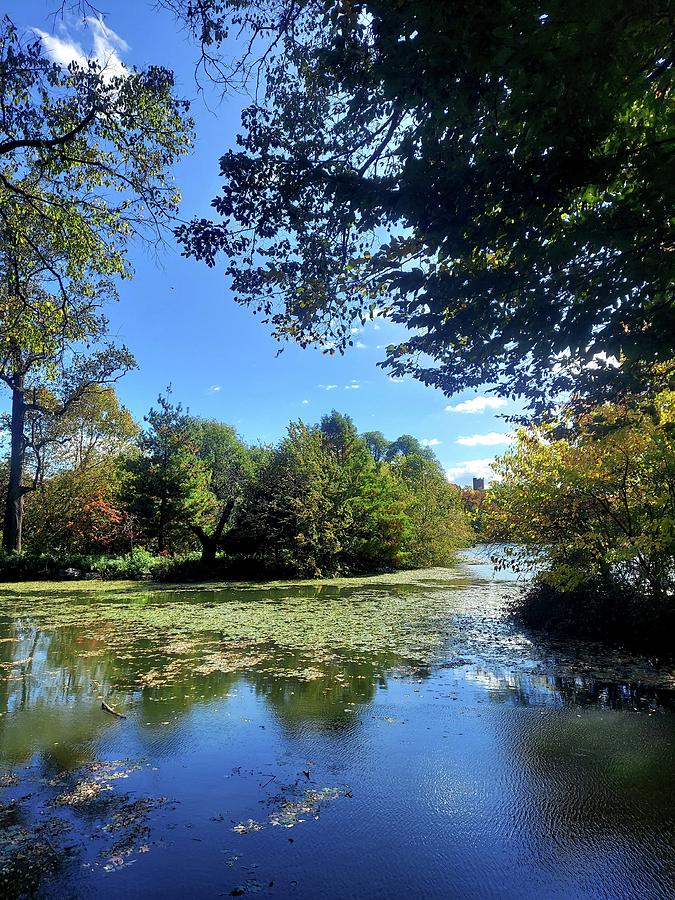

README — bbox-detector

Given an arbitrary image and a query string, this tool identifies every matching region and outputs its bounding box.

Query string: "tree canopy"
[174,0,674,410]
[229,410,469,577]
[0,16,192,269]
[489,392,675,600]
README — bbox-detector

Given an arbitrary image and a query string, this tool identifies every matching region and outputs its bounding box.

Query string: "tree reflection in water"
[0,571,671,899]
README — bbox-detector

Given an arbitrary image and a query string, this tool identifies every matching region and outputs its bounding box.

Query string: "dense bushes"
[0,549,161,582]
[489,391,675,650]
[512,578,675,656]
[0,549,232,583]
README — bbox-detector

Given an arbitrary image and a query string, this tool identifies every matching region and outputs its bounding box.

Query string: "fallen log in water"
[101,701,127,719]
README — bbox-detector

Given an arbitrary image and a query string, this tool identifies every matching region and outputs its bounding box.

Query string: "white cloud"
[350,327,361,334]
[355,341,367,349]
[421,438,441,447]
[33,16,129,81]
[302,399,309,405]
[445,458,498,485]
[344,384,360,390]
[318,384,338,391]
[208,385,222,393]
[33,28,87,68]
[445,396,507,414]
[456,432,514,447]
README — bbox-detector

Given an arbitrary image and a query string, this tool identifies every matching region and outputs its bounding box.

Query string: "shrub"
[0,549,162,582]
[90,549,159,580]
[512,576,674,656]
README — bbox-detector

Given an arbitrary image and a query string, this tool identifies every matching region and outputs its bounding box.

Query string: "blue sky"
[7,1,519,484]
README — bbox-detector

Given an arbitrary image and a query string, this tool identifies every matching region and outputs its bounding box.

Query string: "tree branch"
[0,108,98,156]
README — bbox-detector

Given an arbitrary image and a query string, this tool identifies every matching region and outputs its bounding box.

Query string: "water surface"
[0,553,673,898]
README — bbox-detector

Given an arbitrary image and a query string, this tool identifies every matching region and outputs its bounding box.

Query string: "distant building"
[472,477,485,491]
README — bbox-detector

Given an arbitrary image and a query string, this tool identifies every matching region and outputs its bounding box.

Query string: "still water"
[0,552,673,899]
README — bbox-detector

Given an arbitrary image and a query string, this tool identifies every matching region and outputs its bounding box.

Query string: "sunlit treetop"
[0,14,194,312]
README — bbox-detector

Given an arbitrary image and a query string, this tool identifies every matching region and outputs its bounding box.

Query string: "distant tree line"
[4,386,471,579]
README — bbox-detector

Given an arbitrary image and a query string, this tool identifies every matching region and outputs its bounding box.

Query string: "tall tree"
[0,287,134,551]
[187,417,255,563]
[124,394,214,554]
[232,420,345,576]
[389,443,472,567]
[174,0,674,411]
[0,18,192,549]
[319,411,408,571]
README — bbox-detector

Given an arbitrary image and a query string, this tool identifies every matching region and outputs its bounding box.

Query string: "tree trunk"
[200,534,218,565]
[190,498,236,565]
[188,525,217,564]
[158,494,168,554]
[3,375,26,552]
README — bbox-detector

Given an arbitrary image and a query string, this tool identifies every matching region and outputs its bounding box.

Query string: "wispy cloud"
[302,399,309,405]
[208,385,222,393]
[456,432,514,447]
[33,17,129,81]
[446,458,498,485]
[445,396,507,414]
[421,438,441,447]
[355,340,367,349]
[318,384,338,391]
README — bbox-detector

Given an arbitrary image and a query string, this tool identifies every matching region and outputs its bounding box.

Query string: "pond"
[0,551,673,899]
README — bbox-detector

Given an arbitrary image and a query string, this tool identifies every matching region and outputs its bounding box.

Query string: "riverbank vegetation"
[486,388,675,652]
[1,388,471,581]
[164,0,674,646]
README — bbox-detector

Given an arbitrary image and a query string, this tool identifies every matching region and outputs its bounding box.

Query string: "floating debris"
[54,779,110,807]
[268,787,346,829]
[0,774,19,788]
[232,819,264,835]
